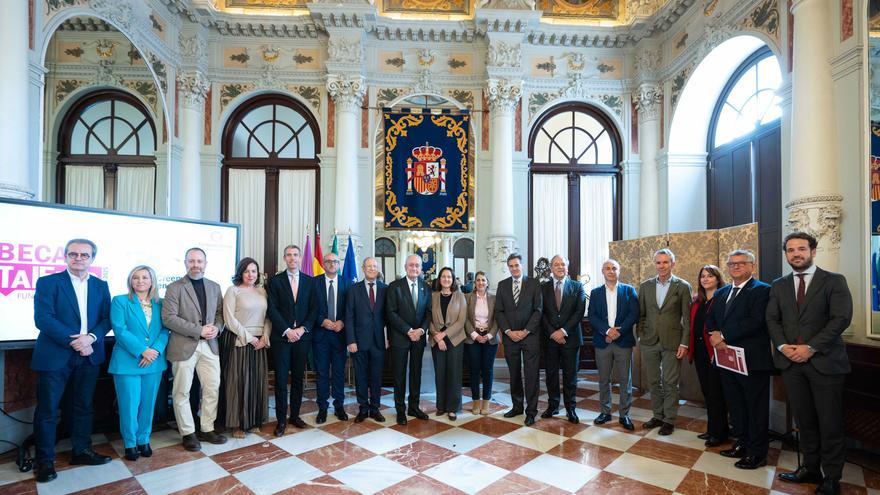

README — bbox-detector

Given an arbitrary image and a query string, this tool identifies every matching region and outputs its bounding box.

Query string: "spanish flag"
[313,230,325,276]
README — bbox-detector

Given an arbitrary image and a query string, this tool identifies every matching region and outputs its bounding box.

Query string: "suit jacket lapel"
[658,277,674,311]
[615,285,625,325]
[725,279,752,316]
[59,274,81,322]
[129,297,149,335]
[182,278,203,317]
[799,269,826,317]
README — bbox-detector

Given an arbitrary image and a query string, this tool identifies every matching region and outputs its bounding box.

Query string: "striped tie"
[513,279,521,305]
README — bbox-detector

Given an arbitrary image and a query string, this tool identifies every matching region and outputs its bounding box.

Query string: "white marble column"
[440,236,452,270]
[485,78,521,284]
[787,0,841,269]
[635,84,662,236]
[0,0,33,199]
[327,74,366,245]
[175,71,209,219]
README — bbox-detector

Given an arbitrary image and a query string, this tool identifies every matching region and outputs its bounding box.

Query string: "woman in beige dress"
[429,267,467,420]
[221,257,271,438]
[464,271,498,415]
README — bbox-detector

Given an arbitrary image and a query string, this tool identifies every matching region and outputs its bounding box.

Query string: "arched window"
[375,237,397,280]
[707,47,782,280]
[528,103,621,287]
[452,237,474,280]
[57,89,157,213]
[221,94,320,273]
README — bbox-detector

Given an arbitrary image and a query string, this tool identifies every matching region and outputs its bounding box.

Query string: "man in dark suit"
[767,232,852,495]
[706,249,772,470]
[540,255,586,423]
[495,253,543,425]
[267,244,318,436]
[385,254,432,425]
[313,252,351,423]
[31,238,112,482]
[345,257,388,423]
[587,259,640,431]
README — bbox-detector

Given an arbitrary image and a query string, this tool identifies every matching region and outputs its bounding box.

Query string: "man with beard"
[767,232,852,495]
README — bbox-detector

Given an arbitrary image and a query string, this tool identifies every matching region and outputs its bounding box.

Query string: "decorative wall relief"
[149,11,165,39]
[124,80,159,111]
[741,0,780,43]
[289,85,321,112]
[538,0,618,20]
[381,0,471,16]
[148,53,167,93]
[487,41,522,68]
[293,49,320,69]
[380,51,405,73]
[447,89,474,109]
[527,90,622,120]
[672,30,689,59]
[532,56,557,77]
[328,38,363,64]
[596,59,620,78]
[377,88,408,108]
[54,79,86,103]
[670,64,692,109]
[219,83,255,112]
[528,92,553,116]
[447,54,473,75]
[224,48,250,67]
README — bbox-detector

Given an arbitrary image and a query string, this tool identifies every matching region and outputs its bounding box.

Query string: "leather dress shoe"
[735,455,767,470]
[594,413,612,425]
[289,417,307,429]
[137,444,153,458]
[704,437,725,447]
[198,431,228,444]
[69,448,112,465]
[124,447,140,461]
[566,408,579,424]
[503,409,524,418]
[642,418,664,429]
[408,408,429,420]
[619,416,635,430]
[698,432,710,440]
[816,478,841,495]
[370,411,386,422]
[34,463,57,483]
[720,443,746,458]
[316,409,328,424]
[524,414,536,426]
[777,467,823,484]
[541,408,558,419]
[182,433,201,451]
[335,409,349,421]
[354,411,368,423]
[658,422,675,436]
[273,423,286,437]
[396,412,408,425]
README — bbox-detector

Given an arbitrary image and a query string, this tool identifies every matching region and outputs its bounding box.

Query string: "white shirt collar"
[605,282,618,292]
[287,270,299,278]
[68,269,89,282]
[553,276,566,284]
[512,276,523,284]
[407,276,419,285]
[793,264,817,276]
[731,277,752,289]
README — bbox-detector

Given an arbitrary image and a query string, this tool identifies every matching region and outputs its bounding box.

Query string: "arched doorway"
[221,93,321,273]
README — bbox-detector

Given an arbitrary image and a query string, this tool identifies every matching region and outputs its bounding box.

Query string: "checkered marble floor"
[1,375,878,495]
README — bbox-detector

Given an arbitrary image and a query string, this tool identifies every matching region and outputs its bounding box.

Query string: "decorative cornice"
[327,74,366,112]
[177,71,210,108]
[486,78,522,113]
[634,83,662,121]
[785,194,844,250]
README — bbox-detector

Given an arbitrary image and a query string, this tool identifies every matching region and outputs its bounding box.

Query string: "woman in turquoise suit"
[109,265,169,461]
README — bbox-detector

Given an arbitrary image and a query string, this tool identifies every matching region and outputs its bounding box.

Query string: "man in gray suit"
[638,248,692,436]
[767,232,852,495]
[162,247,227,451]
[495,253,543,425]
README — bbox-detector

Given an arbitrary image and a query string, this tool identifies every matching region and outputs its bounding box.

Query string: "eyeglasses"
[67,252,92,260]
[726,261,752,267]
[324,259,340,264]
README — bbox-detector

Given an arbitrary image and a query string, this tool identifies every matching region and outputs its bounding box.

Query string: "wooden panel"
[756,126,783,281]
[709,153,733,228]
[730,142,753,226]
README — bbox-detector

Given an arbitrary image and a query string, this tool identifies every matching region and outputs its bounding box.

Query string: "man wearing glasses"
[312,252,351,423]
[31,238,112,483]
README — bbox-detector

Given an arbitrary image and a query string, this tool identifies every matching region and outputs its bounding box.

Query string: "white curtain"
[64,166,104,209]
[228,168,266,266]
[277,169,315,273]
[116,167,155,214]
[580,175,613,290]
[531,174,569,266]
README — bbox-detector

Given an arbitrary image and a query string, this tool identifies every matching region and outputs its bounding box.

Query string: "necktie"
[328,280,335,321]
[290,274,298,302]
[796,273,806,307]
[411,282,418,308]
[555,280,563,310]
[369,282,376,309]
[725,286,740,316]
[513,279,521,305]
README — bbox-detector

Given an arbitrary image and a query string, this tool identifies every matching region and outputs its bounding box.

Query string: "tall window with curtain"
[528,102,621,289]
[375,237,397,280]
[221,94,321,273]
[57,89,157,213]
[452,237,475,280]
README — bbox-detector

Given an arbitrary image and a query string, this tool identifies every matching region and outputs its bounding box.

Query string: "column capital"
[486,78,522,114]
[326,73,366,113]
[177,70,209,108]
[634,83,663,122]
[785,194,844,251]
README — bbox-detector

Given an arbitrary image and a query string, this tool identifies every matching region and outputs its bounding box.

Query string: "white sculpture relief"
[487,41,522,68]
[178,35,206,59]
[94,60,123,86]
[786,195,844,249]
[328,38,364,64]
[88,0,134,33]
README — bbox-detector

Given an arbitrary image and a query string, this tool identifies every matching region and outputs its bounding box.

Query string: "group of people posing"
[29,232,851,495]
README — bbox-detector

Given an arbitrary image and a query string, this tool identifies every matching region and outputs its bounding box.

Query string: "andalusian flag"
[312,230,325,276]
[331,233,339,256]
[301,234,313,276]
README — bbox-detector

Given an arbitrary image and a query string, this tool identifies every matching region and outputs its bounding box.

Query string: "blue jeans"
[465,342,497,400]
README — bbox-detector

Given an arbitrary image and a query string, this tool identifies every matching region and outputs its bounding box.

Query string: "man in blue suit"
[31,238,112,483]
[587,259,639,431]
[707,249,772,470]
[313,252,351,423]
[345,257,388,423]
[267,244,318,436]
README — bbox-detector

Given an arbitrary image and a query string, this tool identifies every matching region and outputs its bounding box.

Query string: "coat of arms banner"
[383,109,470,231]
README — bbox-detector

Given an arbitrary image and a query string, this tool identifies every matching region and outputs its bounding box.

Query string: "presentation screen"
[0,199,239,346]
